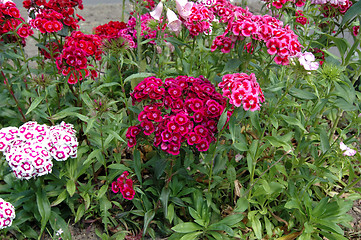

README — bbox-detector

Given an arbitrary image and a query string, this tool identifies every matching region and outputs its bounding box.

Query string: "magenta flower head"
[111,171,135,200]
[150,1,163,21]
[167,9,182,33]
[0,198,15,230]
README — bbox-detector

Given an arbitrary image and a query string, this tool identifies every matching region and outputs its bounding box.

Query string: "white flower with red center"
[0,198,15,229]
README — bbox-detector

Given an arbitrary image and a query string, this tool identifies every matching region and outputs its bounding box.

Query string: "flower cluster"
[111,171,135,200]
[311,0,352,17]
[218,73,264,111]
[0,1,33,45]
[94,21,136,49]
[24,0,84,31]
[295,10,308,25]
[353,26,359,37]
[128,75,230,155]
[0,121,78,180]
[0,198,15,230]
[210,0,302,65]
[182,3,215,36]
[56,31,101,84]
[263,0,306,9]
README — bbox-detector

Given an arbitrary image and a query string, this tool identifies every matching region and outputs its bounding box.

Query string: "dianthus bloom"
[209,0,302,65]
[56,31,101,84]
[111,171,135,200]
[127,75,230,154]
[24,0,84,31]
[0,198,15,230]
[293,51,319,71]
[0,121,78,180]
[183,3,214,36]
[94,21,136,49]
[295,10,308,25]
[218,73,264,111]
[353,26,359,37]
[311,0,352,17]
[340,142,357,156]
[0,1,33,45]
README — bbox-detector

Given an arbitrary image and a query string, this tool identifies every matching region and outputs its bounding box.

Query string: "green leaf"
[208,223,234,236]
[66,180,76,197]
[341,0,361,25]
[235,197,249,213]
[319,128,330,154]
[124,72,154,83]
[226,166,236,183]
[325,35,349,59]
[160,187,171,219]
[217,109,228,132]
[289,87,317,100]
[80,92,94,109]
[36,188,51,239]
[264,136,292,152]
[133,149,142,184]
[97,185,108,200]
[74,203,85,223]
[26,96,44,115]
[223,58,242,72]
[143,210,155,236]
[49,211,72,240]
[172,222,203,233]
[179,232,202,240]
[279,114,306,132]
[51,190,67,207]
[333,98,357,111]
[218,213,244,226]
[249,211,262,239]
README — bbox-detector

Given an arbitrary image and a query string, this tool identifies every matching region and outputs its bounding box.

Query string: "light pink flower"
[150,1,163,21]
[294,51,319,71]
[176,0,194,19]
[340,142,357,156]
[167,9,182,33]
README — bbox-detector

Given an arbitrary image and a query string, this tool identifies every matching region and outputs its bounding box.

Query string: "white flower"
[56,228,64,236]
[150,1,163,21]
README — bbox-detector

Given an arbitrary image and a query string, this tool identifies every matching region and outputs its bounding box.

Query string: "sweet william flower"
[167,9,182,33]
[150,1,163,21]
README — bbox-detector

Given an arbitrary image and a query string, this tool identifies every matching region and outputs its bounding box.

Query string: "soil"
[11,1,361,239]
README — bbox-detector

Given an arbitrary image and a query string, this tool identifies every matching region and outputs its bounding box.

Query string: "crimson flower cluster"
[263,0,306,9]
[209,0,302,65]
[94,21,136,49]
[0,198,15,230]
[295,10,308,25]
[218,73,264,111]
[111,171,135,200]
[0,121,78,180]
[56,31,101,84]
[0,1,33,45]
[353,26,359,37]
[24,0,84,32]
[317,0,352,17]
[127,75,229,155]
[183,3,215,37]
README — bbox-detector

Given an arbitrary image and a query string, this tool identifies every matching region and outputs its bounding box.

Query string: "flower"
[176,0,194,19]
[0,198,15,230]
[56,229,64,236]
[150,1,163,21]
[0,121,78,180]
[340,142,357,156]
[167,9,182,33]
[294,51,319,71]
[111,171,135,200]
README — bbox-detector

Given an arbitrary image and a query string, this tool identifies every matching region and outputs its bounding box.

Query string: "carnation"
[0,198,15,230]
[0,121,78,180]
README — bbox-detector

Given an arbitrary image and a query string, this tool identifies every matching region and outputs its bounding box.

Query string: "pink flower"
[295,52,319,71]
[176,0,194,19]
[150,1,163,21]
[340,142,357,156]
[167,9,182,33]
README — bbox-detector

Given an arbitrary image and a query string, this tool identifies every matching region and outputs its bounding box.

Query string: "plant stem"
[1,71,27,122]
